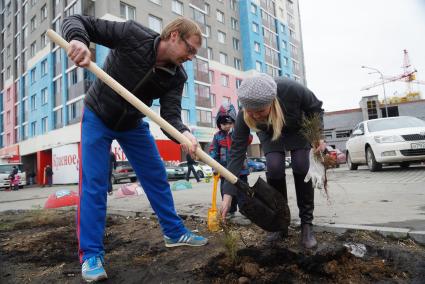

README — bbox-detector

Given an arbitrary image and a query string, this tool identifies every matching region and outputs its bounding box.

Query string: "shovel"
[207,173,220,232]
[46,29,289,232]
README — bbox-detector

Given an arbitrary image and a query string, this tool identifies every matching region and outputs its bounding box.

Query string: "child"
[209,104,252,223]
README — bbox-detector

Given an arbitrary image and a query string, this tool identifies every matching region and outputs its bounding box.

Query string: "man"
[185,153,200,182]
[62,15,208,282]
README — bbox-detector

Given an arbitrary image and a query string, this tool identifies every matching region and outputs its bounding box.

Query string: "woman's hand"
[314,139,326,153]
[220,194,233,220]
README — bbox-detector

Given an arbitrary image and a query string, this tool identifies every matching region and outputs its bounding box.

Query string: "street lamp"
[361,65,389,117]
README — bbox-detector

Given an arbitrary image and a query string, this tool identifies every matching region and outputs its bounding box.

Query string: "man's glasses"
[181,37,198,56]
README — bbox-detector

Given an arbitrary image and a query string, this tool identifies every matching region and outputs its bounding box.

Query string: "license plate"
[411,142,425,149]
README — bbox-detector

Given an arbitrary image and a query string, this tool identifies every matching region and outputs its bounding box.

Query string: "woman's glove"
[304,149,325,189]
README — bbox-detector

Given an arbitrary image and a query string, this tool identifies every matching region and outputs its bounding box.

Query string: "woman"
[221,73,324,249]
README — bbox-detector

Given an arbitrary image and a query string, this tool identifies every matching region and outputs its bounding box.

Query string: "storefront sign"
[0,145,20,163]
[52,143,79,184]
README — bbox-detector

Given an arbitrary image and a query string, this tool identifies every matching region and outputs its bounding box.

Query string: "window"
[251,3,257,14]
[252,23,259,33]
[231,18,238,30]
[211,93,216,107]
[172,0,183,15]
[256,61,262,72]
[181,109,189,125]
[282,40,287,50]
[254,42,260,52]
[204,3,210,15]
[283,57,288,66]
[222,96,231,105]
[148,15,162,33]
[208,70,215,83]
[31,0,37,7]
[218,31,226,43]
[31,16,37,32]
[68,99,84,124]
[234,58,242,70]
[6,66,11,79]
[68,68,79,86]
[289,29,296,39]
[196,109,212,127]
[6,111,11,124]
[41,117,48,134]
[205,25,211,38]
[41,59,48,76]
[120,2,136,20]
[22,124,28,140]
[207,47,213,60]
[41,32,48,48]
[230,0,237,11]
[219,52,227,65]
[236,79,242,88]
[31,121,37,136]
[216,10,224,23]
[41,88,48,105]
[150,0,162,5]
[30,41,37,57]
[7,44,11,57]
[54,108,63,129]
[232,38,239,50]
[41,5,48,21]
[220,74,229,87]
[30,68,36,84]
[31,95,37,111]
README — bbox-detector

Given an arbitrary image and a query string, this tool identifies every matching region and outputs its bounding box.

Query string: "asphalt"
[0,166,424,245]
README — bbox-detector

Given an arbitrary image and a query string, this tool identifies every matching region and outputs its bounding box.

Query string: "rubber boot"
[293,173,317,249]
[264,178,290,245]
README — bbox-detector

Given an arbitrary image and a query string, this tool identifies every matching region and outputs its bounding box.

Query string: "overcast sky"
[299,0,425,112]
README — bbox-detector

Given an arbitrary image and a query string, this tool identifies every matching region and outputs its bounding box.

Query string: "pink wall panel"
[3,83,17,146]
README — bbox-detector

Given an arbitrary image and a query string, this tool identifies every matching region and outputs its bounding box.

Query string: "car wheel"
[130,177,137,182]
[347,152,358,170]
[197,170,204,178]
[366,147,382,172]
[400,162,410,169]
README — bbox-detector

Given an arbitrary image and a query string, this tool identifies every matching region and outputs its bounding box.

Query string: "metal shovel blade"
[235,177,290,232]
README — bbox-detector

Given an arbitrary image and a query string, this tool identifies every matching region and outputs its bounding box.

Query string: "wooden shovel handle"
[46,29,238,184]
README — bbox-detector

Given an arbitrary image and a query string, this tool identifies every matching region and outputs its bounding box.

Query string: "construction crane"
[361,50,425,101]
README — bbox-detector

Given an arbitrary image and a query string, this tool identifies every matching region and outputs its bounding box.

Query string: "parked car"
[247,159,266,172]
[325,146,347,167]
[177,161,213,178]
[111,161,137,184]
[0,163,27,189]
[249,157,267,165]
[345,116,425,171]
[163,161,186,180]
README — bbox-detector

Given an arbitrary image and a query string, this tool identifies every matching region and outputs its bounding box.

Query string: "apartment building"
[0,0,305,184]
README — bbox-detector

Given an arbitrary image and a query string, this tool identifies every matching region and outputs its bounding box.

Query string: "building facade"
[0,0,306,184]
[324,95,425,151]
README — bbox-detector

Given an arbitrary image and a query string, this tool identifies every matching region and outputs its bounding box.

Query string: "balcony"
[67,80,92,101]
[195,95,212,108]
[196,121,212,128]
[190,0,205,10]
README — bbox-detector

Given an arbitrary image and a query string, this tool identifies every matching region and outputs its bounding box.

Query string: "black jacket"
[62,15,189,136]
[223,77,323,196]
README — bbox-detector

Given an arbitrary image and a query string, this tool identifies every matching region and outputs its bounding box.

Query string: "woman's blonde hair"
[243,98,285,141]
[160,18,202,44]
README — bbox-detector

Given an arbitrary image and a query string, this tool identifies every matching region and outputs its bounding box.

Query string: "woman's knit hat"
[237,73,277,110]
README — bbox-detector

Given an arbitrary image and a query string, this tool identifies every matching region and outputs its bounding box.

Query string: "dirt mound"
[1,210,424,283]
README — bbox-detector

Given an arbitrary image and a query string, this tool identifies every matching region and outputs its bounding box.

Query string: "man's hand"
[220,194,233,221]
[68,40,91,67]
[182,131,198,157]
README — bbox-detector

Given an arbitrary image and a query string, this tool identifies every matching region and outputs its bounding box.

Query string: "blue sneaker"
[164,231,208,247]
[81,255,108,282]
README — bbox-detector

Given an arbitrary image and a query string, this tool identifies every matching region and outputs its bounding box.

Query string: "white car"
[177,161,213,178]
[345,116,425,171]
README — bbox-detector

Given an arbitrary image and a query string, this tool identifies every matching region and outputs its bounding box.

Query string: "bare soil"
[1,209,424,283]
